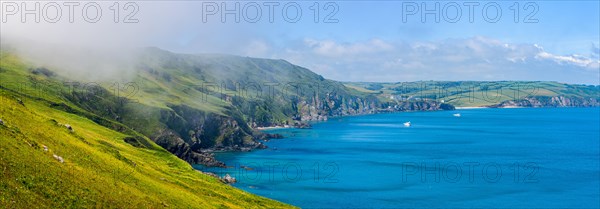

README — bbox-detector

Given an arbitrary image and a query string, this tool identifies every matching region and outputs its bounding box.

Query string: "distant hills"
[345,81,599,107]
[1,46,598,208]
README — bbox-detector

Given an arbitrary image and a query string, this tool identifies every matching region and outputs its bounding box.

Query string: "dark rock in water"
[266,133,284,139]
[197,154,226,167]
[257,143,267,149]
[295,122,312,129]
[256,133,283,141]
[240,165,254,171]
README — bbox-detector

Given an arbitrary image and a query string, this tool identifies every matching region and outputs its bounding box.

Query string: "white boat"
[403,121,411,127]
[453,113,461,117]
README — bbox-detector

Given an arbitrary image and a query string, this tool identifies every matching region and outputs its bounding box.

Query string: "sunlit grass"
[0,52,294,208]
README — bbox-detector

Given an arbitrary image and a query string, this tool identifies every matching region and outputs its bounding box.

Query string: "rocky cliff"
[488,96,600,108]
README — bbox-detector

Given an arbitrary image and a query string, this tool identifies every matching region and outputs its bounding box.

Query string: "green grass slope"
[0,53,293,208]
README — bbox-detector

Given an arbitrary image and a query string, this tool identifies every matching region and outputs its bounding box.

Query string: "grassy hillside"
[0,52,293,208]
[345,81,599,107]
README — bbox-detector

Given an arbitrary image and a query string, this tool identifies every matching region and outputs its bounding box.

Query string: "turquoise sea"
[198,108,600,208]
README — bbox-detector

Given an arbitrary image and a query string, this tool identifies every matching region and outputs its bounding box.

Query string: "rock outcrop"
[221,174,237,184]
[52,154,64,163]
[153,129,226,167]
[64,124,73,132]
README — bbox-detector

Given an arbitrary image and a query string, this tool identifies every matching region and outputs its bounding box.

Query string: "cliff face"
[385,101,455,111]
[154,105,266,166]
[489,96,600,108]
[151,97,452,166]
[162,105,259,149]
[295,93,379,121]
[295,97,455,121]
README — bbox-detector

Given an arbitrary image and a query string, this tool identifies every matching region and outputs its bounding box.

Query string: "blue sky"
[162,1,600,84]
[165,1,599,53]
[2,1,599,84]
[324,1,598,54]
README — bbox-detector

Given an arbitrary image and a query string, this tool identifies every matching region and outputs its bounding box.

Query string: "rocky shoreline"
[194,96,600,168]
[487,96,600,108]
[194,101,456,168]
[192,128,295,167]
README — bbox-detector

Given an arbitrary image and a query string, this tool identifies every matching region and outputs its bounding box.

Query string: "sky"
[1,0,599,84]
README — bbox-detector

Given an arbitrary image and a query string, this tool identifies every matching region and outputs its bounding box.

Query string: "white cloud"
[275,37,599,84]
[304,38,394,58]
[536,52,599,69]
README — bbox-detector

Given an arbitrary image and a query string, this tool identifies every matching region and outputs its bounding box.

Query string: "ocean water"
[198,108,600,208]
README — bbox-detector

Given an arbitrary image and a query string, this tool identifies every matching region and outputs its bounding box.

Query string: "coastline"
[201,107,599,208]
[198,104,597,168]
[195,105,598,184]
[255,125,294,130]
[455,106,489,109]
[498,105,524,108]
